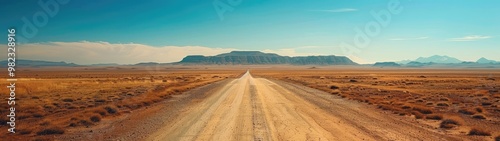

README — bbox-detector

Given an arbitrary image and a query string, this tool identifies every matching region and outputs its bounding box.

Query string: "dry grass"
[412,105,433,115]
[411,111,425,119]
[36,126,65,135]
[439,115,464,129]
[474,107,485,113]
[468,127,491,136]
[458,109,476,115]
[425,114,443,120]
[90,114,102,122]
[471,114,486,119]
[251,68,500,139]
[0,67,243,139]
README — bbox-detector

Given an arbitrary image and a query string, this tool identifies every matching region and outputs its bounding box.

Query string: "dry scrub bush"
[436,102,449,107]
[412,105,433,114]
[439,116,464,129]
[378,104,395,111]
[90,114,102,122]
[93,108,108,116]
[474,107,485,113]
[330,85,340,90]
[472,114,486,119]
[401,105,411,109]
[62,98,74,102]
[468,127,491,136]
[411,111,425,119]
[104,105,118,114]
[36,126,65,135]
[458,109,476,115]
[425,114,443,120]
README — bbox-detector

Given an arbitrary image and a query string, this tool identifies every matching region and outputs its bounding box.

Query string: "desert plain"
[0,65,499,141]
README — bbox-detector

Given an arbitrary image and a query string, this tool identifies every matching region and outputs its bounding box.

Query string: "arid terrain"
[252,67,500,141]
[0,66,243,141]
[1,66,499,141]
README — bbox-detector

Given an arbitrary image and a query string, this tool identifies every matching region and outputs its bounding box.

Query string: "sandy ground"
[138,71,461,141]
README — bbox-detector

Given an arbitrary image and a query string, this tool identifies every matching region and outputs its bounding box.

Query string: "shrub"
[104,106,118,114]
[378,105,394,111]
[90,115,101,122]
[36,126,65,135]
[330,85,339,90]
[402,105,411,109]
[95,99,106,103]
[79,119,92,126]
[94,109,107,116]
[468,128,491,136]
[436,102,449,107]
[413,105,433,114]
[426,114,443,120]
[439,116,463,129]
[482,102,492,106]
[458,109,476,115]
[62,98,74,102]
[474,107,484,113]
[32,113,44,118]
[411,111,425,119]
[472,114,486,119]
[18,128,33,135]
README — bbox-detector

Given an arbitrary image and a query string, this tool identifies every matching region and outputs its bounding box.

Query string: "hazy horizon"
[2,0,499,64]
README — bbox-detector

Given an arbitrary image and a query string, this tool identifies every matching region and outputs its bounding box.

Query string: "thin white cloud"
[0,41,236,65]
[449,35,492,41]
[311,8,358,13]
[389,36,429,41]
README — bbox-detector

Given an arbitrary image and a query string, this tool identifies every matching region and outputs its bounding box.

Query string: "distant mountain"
[397,55,463,64]
[90,63,120,66]
[373,62,400,67]
[0,59,78,67]
[396,59,412,64]
[405,61,435,67]
[414,55,463,64]
[134,62,160,66]
[476,57,498,64]
[179,51,357,65]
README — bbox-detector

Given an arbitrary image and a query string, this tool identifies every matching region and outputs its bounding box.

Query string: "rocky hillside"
[179,51,357,65]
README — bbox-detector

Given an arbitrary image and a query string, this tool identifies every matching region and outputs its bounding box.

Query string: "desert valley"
[0,51,499,141]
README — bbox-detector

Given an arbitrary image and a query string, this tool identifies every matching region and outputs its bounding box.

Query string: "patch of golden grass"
[439,115,464,129]
[0,69,243,139]
[251,68,500,136]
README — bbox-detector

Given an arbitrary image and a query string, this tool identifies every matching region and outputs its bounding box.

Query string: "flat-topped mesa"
[179,51,357,65]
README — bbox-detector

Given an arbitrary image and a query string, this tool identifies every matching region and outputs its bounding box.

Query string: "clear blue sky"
[1,0,499,63]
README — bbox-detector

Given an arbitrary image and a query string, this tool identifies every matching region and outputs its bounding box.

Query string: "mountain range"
[0,59,78,67]
[2,53,498,67]
[476,57,498,64]
[397,55,498,64]
[179,51,357,65]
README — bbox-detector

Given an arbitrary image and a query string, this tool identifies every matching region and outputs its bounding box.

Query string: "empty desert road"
[146,71,460,141]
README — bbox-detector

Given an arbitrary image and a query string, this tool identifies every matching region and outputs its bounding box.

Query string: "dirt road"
[144,71,460,141]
